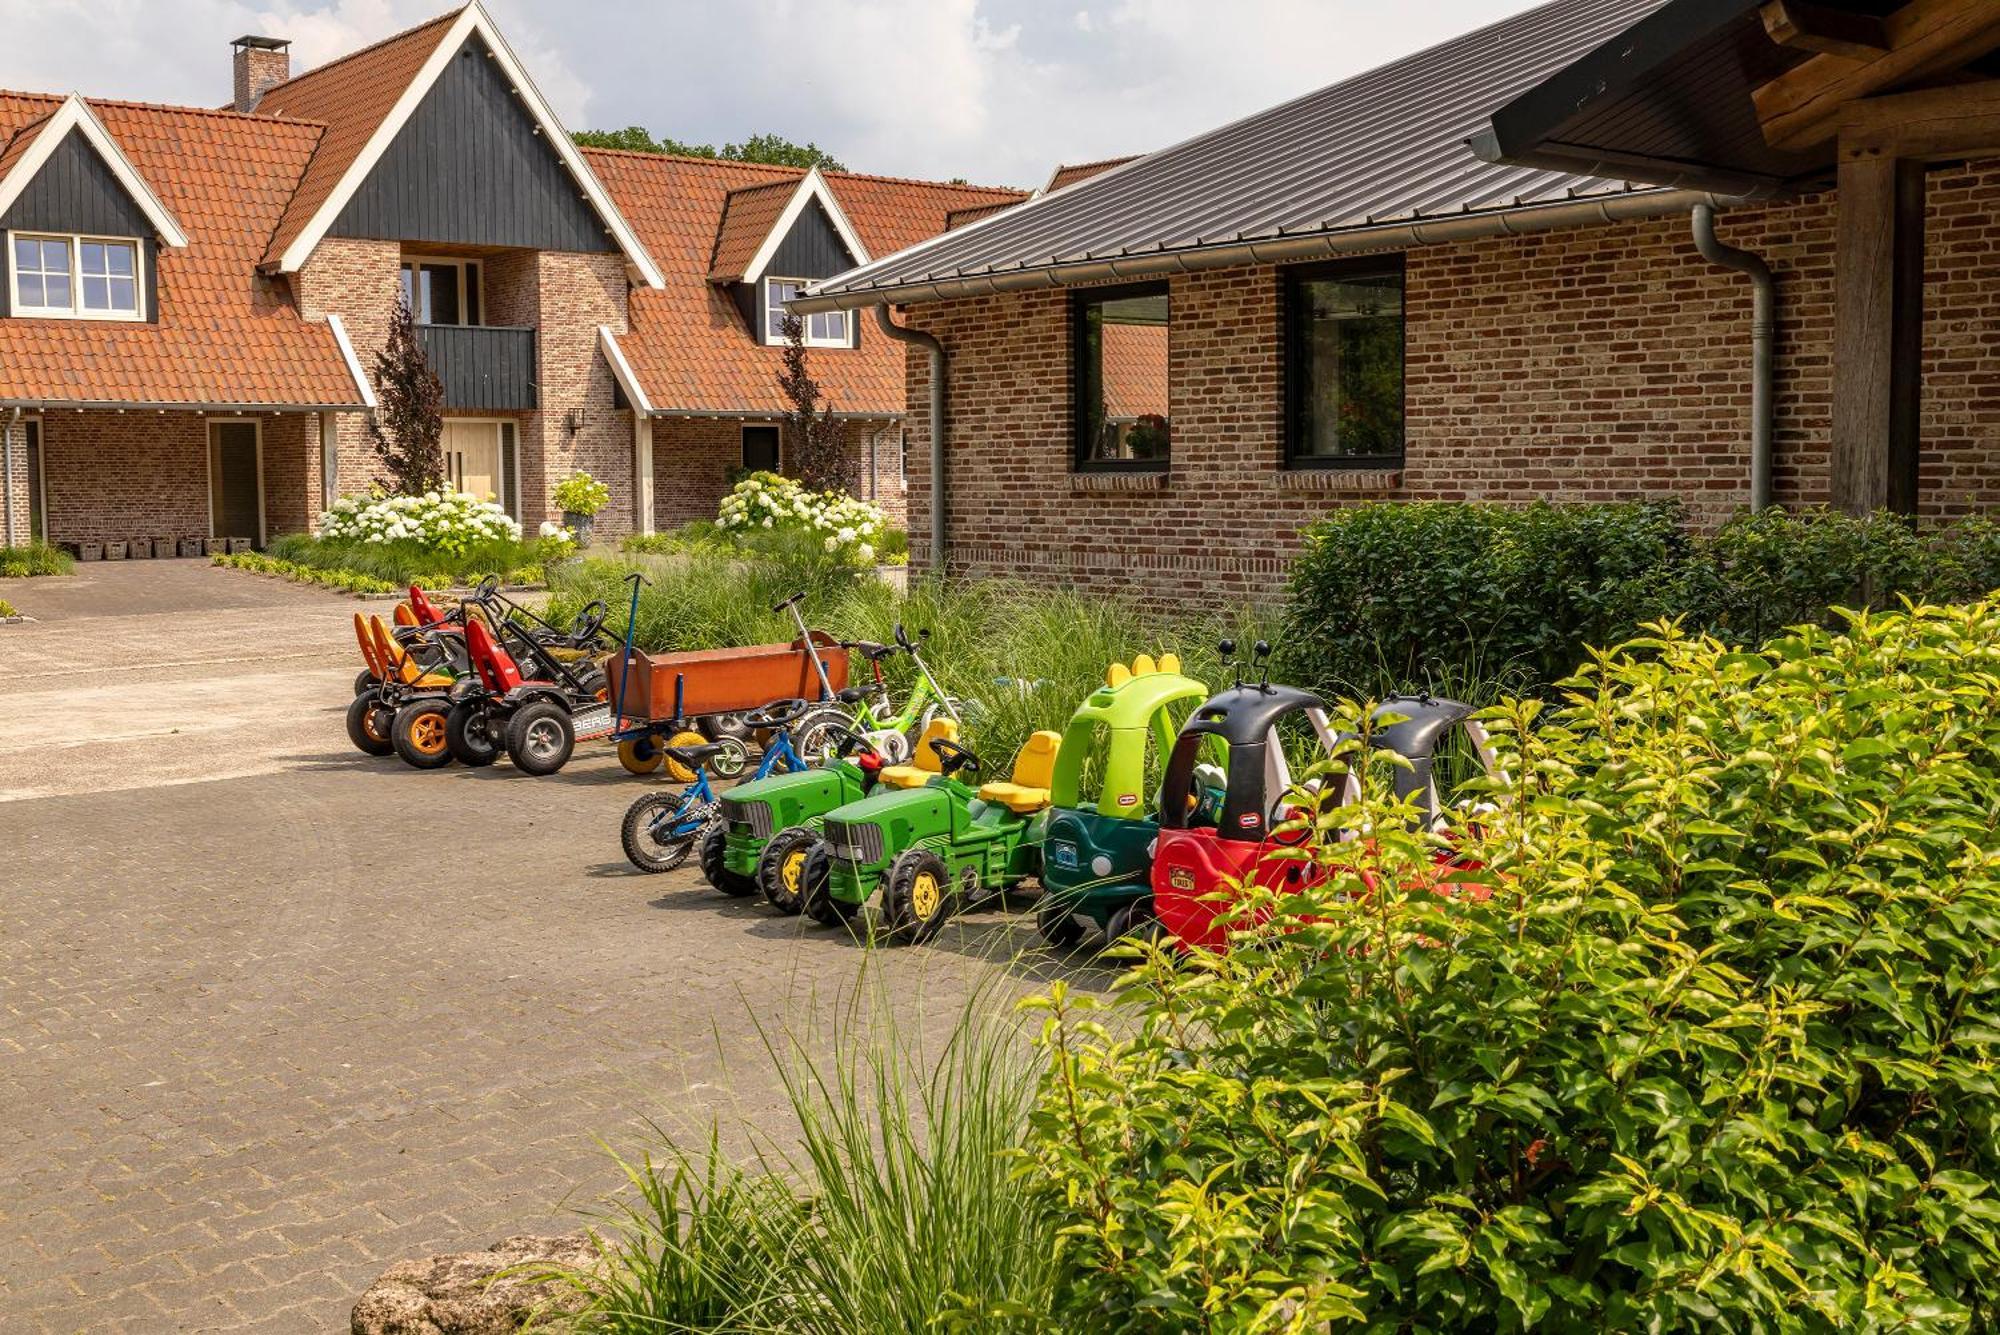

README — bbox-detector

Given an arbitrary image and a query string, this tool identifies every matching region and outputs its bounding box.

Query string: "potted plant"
[552,470,611,549]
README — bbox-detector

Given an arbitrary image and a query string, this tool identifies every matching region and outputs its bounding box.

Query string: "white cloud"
[0,0,1544,186]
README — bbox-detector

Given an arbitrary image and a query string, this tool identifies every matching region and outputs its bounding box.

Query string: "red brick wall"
[293,237,402,502]
[899,161,2000,600]
[650,417,907,532]
[524,251,632,535]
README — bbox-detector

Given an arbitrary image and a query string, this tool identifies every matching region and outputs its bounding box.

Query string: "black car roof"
[1181,683,1327,747]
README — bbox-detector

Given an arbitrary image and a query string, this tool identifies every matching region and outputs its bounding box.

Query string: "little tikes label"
[1116,793,1138,807]
[1238,812,1261,829]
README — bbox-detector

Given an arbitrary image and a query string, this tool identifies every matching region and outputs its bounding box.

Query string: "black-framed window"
[742,424,781,472]
[1073,281,1170,471]
[1285,258,1405,468]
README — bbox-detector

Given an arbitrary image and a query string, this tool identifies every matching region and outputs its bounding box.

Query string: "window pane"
[43,273,70,308]
[105,243,134,277]
[742,425,780,472]
[39,239,69,272]
[12,236,33,269]
[766,281,799,339]
[80,241,106,274]
[109,276,137,311]
[399,265,415,314]
[464,262,480,326]
[82,275,110,310]
[16,273,43,307]
[420,264,458,325]
[1291,271,1403,462]
[827,310,847,342]
[1076,287,1170,466]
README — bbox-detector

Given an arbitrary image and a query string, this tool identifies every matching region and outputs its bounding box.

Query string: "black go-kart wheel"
[505,700,575,776]
[622,792,698,874]
[801,842,862,928]
[354,669,379,697]
[757,827,822,915]
[346,693,395,756]
[700,819,756,896]
[882,847,955,944]
[391,699,455,770]
[1035,895,1088,949]
[446,701,500,767]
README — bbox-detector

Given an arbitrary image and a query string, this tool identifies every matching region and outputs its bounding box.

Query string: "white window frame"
[741,423,782,472]
[399,255,484,327]
[7,232,145,321]
[763,276,851,348]
[205,416,267,547]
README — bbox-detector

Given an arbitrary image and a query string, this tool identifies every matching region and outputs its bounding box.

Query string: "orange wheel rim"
[412,713,447,754]
[365,711,389,742]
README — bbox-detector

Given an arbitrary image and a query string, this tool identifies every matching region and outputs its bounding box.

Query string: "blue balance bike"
[619,697,811,874]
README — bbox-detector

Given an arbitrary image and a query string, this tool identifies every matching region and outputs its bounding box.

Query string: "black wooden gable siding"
[756,200,859,341]
[329,34,615,253]
[1,128,161,321]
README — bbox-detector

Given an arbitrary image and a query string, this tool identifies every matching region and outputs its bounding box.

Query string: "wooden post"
[1830,146,1924,514]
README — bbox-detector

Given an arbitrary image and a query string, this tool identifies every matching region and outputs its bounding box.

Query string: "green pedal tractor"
[1033,653,1211,947]
[820,728,1064,942]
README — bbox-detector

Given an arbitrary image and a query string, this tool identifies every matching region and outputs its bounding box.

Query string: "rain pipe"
[1691,203,1776,512]
[873,306,946,572]
[3,407,18,547]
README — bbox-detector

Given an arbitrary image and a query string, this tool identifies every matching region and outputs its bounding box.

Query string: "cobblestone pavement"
[0,564,1103,1331]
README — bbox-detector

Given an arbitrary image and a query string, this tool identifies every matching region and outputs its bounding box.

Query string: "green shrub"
[1023,600,2000,1330]
[209,551,396,595]
[0,598,17,618]
[0,541,75,577]
[265,533,543,587]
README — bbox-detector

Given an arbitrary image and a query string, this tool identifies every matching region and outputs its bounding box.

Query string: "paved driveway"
[0,564,1092,1331]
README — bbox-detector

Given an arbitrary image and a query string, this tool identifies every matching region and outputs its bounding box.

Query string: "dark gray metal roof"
[807,0,1677,307]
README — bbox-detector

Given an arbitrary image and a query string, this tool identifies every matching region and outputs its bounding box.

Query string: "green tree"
[570,125,715,157]
[366,299,445,495]
[571,127,846,172]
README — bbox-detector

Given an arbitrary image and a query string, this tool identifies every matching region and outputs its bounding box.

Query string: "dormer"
[708,167,869,348]
[0,95,186,323]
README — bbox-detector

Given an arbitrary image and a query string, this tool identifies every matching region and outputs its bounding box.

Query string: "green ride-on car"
[1033,653,1210,948]
[700,717,960,922]
[818,728,1064,942]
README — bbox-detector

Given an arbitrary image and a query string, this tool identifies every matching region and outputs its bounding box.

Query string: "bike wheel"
[622,791,699,873]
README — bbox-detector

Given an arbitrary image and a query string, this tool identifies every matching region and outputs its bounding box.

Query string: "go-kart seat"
[370,616,451,689]
[879,718,960,789]
[977,730,1063,815]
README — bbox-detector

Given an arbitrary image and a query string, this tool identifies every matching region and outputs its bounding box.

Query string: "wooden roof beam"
[1755,0,2000,150]
[1762,1,1890,61]
[1839,76,2000,159]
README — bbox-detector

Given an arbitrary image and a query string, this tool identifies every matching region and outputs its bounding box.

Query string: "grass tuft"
[0,541,74,577]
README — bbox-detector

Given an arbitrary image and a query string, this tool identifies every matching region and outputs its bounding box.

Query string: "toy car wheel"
[622,792,698,873]
[617,736,665,775]
[883,847,954,944]
[345,693,395,757]
[1035,895,1088,949]
[446,701,500,768]
[708,735,752,779]
[699,818,757,896]
[801,844,861,927]
[757,827,821,915]
[354,669,379,697]
[1106,897,1167,948]
[505,700,575,776]
[391,699,455,770]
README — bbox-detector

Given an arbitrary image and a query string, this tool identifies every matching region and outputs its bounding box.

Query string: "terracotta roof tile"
[0,93,362,407]
[252,9,461,270]
[587,147,1023,415]
[1046,156,1137,192]
[1100,322,1167,419]
[706,178,800,281]
[945,198,1019,230]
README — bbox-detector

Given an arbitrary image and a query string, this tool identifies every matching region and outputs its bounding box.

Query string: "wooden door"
[208,421,262,544]
[444,422,503,504]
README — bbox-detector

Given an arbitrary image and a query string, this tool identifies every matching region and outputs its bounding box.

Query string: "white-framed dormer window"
[764,277,851,348]
[9,234,143,320]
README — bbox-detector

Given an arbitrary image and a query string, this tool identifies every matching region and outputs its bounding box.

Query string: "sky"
[0,0,1544,188]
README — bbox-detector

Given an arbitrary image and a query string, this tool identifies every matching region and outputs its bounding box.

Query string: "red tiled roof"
[0,94,362,408]
[1047,156,1137,192]
[252,10,461,271]
[707,177,800,281]
[1100,322,1167,419]
[945,199,1018,230]
[589,148,1024,415]
[0,110,52,181]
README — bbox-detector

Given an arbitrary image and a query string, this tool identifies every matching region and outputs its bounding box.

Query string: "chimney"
[231,35,291,113]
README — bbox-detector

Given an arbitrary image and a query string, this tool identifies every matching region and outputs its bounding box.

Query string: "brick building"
[0,3,1020,552]
[796,0,2000,603]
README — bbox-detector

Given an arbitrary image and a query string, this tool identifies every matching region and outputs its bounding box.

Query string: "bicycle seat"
[661,742,726,772]
[836,685,880,704]
[849,641,895,661]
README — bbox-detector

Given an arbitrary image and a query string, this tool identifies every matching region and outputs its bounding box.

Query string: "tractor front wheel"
[345,693,395,756]
[699,819,756,896]
[801,843,861,928]
[758,827,820,915]
[883,848,955,944]
[446,701,500,767]
[505,701,575,776]
[391,699,455,770]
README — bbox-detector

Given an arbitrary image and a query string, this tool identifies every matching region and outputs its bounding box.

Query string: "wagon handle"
[614,570,648,728]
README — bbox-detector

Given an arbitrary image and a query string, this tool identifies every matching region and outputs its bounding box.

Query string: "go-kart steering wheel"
[927,738,981,779]
[572,600,609,643]
[742,697,810,731]
[474,573,500,599]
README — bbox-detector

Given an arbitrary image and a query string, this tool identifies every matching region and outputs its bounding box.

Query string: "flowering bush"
[318,489,521,556]
[715,471,887,565]
[552,470,612,517]
[536,521,579,562]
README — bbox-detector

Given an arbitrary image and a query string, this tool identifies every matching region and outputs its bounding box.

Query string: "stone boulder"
[351,1232,599,1335]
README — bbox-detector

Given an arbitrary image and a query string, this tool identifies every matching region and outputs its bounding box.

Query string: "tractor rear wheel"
[505,701,575,776]
[345,693,395,756]
[883,848,954,944]
[758,827,820,915]
[391,699,454,770]
[700,819,756,896]
[800,844,860,927]
[446,701,500,767]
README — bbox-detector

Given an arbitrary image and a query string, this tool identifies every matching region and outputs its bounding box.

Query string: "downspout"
[1691,204,1776,512]
[3,407,19,547]
[872,306,946,572]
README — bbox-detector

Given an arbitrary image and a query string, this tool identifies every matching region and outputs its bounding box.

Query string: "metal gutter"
[870,306,946,573]
[3,407,17,547]
[644,409,900,422]
[1691,203,1776,511]
[793,188,1733,312]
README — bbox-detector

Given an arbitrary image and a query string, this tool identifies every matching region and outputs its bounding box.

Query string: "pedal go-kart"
[346,611,457,758]
[1033,653,1209,948]
[820,728,1063,942]
[703,718,952,921]
[619,697,813,874]
[431,600,615,775]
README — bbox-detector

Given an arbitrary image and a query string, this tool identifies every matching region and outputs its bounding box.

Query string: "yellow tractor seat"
[976,730,1062,815]
[878,717,960,789]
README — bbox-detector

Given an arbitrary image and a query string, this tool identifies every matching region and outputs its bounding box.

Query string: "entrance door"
[444,421,504,506]
[24,419,43,541]
[208,420,263,545]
